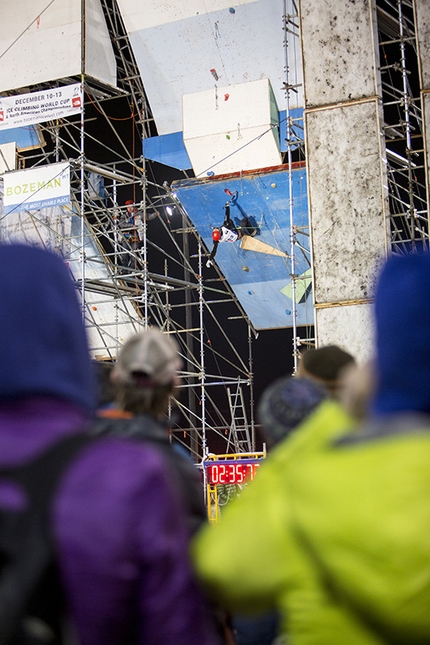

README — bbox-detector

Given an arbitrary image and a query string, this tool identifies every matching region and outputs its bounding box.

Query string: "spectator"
[114,200,143,269]
[192,378,360,644]
[0,243,221,645]
[258,375,328,449]
[286,251,430,643]
[297,344,356,399]
[194,252,430,644]
[92,329,234,644]
[92,328,207,536]
[231,377,328,645]
[337,359,375,422]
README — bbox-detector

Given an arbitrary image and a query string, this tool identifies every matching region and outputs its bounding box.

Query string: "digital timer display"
[205,460,262,485]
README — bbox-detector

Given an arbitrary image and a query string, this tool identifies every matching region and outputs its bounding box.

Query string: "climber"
[206,192,257,268]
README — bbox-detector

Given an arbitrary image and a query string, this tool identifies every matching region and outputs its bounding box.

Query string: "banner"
[0,84,82,130]
[3,162,70,214]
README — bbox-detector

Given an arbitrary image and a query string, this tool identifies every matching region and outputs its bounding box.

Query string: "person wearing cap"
[93,329,208,536]
[0,244,222,645]
[257,375,328,449]
[229,377,329,645]
[92,329,235,644]
[206,194,257,269]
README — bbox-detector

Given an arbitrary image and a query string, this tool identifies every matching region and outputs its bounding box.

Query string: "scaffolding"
[377,0,429,251]
[4,0,421,458]
[282,0,314,368]
[0,0,259,462]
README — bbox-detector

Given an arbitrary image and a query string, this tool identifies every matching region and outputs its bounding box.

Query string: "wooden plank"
[240,234,289,257]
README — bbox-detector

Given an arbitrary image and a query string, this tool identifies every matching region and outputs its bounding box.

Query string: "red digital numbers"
[206,461,261,485]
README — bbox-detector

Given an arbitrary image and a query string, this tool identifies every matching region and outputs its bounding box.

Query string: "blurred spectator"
[0,244,222,645]
[297,344,356,399]
[286,251,430,643]
[92,329,207,536]
[258,376,328,448]
[232,378,328,645]
[193,252,430,644]
[193,376,346,645]
[337,360,375,422]
[192,380,359,644]
[92,329,234,644]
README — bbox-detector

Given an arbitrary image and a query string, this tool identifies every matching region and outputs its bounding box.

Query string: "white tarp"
[0,180,142,360]
[0,84,82,131]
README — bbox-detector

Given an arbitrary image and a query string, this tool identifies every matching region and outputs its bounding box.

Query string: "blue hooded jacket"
[0,243,95,412]
[0,243,220,645]
[372,252,430,416]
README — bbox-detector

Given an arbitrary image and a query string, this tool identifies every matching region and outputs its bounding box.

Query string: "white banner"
[0,84,82,130]
[3,162,70,214]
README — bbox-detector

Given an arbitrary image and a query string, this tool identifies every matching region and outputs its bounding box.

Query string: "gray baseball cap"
[114,329,182,387]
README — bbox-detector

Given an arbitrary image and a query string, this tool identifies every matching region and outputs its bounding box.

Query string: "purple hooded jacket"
[0,244,220,645]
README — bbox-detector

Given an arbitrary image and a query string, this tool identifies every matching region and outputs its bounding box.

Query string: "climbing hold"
[229,7,236,13]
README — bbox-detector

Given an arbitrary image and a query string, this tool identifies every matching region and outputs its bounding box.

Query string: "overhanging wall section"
[299,0,390,362]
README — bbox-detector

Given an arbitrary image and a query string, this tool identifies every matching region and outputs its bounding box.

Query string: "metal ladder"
[227,383,252,453]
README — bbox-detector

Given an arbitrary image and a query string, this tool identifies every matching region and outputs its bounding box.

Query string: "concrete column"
[415,0,430,218]
[298,0,390,362]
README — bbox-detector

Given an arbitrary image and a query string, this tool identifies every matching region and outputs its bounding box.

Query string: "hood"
[372,252,430,416]
[0,243,96,413]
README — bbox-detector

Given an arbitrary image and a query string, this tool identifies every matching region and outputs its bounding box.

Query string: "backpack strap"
[0,432,95,645]
[0,433,95,518]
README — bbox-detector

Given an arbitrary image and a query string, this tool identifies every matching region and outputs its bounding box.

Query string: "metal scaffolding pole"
[378,0,429,251]
[283,0,312,365]
[0,0,257,462]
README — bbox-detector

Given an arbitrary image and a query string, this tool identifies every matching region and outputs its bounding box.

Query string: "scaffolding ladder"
[226,384,251,453]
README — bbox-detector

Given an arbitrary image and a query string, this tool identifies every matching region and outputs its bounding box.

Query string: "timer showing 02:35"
[206,461,261,485]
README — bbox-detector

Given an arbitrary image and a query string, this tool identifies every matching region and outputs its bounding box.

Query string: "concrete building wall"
[415,0,430,215]
[298,0,390,363]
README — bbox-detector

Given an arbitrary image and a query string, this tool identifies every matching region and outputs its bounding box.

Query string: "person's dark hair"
[298,345,356,397]
[301,345,355,381]
[115,381,175,417]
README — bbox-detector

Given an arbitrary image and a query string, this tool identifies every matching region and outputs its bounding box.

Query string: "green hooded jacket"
[192,400,386,645]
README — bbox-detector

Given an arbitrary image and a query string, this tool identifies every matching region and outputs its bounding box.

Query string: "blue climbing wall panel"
[172,165,314,330]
